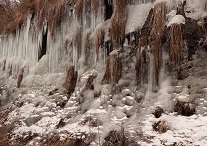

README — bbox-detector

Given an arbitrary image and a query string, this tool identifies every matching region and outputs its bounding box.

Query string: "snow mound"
[167,15,185,27]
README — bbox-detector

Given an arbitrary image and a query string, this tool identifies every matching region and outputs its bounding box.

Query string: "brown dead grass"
[75,0,83,22]
[115,0,127,10]
[0,0,68,38]
[83,31,91,66]
[95,27,105,62]
[63,66,78,99]
[110,0,128,48]
[150,2,167,86]
[91,0,99,18]
[102,53,122,84]
[169,23,183,65]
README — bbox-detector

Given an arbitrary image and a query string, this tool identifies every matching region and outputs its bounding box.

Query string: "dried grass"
[136,46,148,86]
[91,0,99,18]
[95,27,105,62]
[102,53,122,84]
[115,0,127,10]
[136,8,154,87]
[169,23,183,65]
[150,2,167,86]
[75,0,83,22]
[110,0,128,48]
[17,68,24,88]
[83,31,91,66]
[0,0,68,38]
[152,120,168,134]
[63,66,78,99]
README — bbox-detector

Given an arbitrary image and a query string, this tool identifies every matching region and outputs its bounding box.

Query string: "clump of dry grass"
[169,23,183,65]
[40,135,92,146]
[152,120,168,134]
[103,130,125,146]
[173,99,196,116]
[110,0,128,48]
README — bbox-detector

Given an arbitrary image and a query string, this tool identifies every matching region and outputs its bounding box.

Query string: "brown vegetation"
[63,66,78,99]
[169,23,183,65]
[40,135,91,146]
[136,47,148,87]
[150,2,167,86]
[103,130,125,146]
[75,0,83,22]
[83,31,91,66]
[95,27,105,62]
[102,53,122,84]
[17,68,24,88]
[136,8,154,87]
[152,120,168,134]
[173,99,195,116]
[0,0,68,37]
[153,106,164,118]
[91,0,99,18]
[110,0,128,48]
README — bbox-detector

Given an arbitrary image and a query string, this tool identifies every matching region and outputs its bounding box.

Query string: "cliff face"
[1,0,207,145]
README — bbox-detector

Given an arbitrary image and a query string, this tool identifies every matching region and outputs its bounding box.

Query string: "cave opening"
[104,0,113,20]
[38,27,48,61]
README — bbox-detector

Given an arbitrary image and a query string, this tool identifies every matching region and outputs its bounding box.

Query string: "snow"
[126,3,153,33]
[185,0,207,20]
[167,15,186,27]
[141,113,207,145]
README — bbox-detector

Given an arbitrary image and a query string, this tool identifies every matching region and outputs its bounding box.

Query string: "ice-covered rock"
[125,96,136,106]
[121,89,132,97]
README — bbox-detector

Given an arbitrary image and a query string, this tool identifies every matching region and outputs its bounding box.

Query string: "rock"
[125,96,135,106]
[24,115,41,127]
[121,89,132,97]
[153,107,164,118]
[55,118,65,129]
[173,99,196,116]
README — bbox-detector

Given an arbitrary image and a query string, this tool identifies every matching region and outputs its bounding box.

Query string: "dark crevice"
[104,40,113,55]
[38,27,48,61]
[104,0,113,20]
